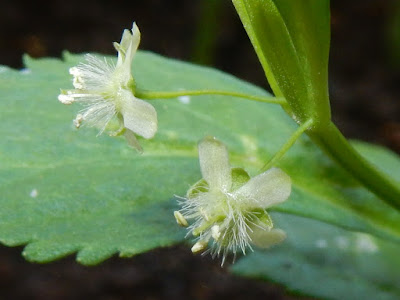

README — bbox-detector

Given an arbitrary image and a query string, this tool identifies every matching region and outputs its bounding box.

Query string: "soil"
[0,0,399,299]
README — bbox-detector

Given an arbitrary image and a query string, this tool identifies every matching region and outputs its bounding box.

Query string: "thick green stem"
[136,89,286,105]
[261,119,314,171]
[309,121,400,210]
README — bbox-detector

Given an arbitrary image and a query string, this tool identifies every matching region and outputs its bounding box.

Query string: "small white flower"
[175,136,291,265]
[58,23,157,151]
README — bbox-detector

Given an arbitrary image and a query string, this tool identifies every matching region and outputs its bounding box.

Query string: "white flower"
[174,136,291,264]
[58,23,157,151]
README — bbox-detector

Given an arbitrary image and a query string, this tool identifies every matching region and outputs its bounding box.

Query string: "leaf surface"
[0,52,399,268]
[232,212,400,300]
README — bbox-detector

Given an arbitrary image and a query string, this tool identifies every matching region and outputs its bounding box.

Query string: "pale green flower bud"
[175,136,291,265]
[191,240,208,254]
[58,23,157,151]
[174,211,188,227]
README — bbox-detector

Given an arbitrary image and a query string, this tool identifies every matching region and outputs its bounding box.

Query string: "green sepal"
[231,167,251,191]
[187,179,209,199]
[251,208,273,229]
[188,167,251,199]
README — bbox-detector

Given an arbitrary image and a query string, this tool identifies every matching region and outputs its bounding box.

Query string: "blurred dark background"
[0,0,399,299]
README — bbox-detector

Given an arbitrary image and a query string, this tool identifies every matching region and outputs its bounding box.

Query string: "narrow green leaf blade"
[232,0,331,123]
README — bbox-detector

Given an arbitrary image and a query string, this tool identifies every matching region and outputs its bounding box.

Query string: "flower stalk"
[136,88,286,105]
[261,118,314,171]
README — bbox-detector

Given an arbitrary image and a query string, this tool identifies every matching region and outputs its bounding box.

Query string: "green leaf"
[232,0,331,124]
[232,212,400,300]
[0,51,400,268]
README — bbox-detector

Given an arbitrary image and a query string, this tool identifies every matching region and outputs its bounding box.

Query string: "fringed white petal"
[198,137,232,192]
[74,55,114,90]
[80,100,116,133]
[120,90,157,139]
[233,168,291,208]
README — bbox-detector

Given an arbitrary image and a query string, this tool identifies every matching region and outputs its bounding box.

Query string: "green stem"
[261,119,314,171]
[136,89,286,105]
[309,121,400,210]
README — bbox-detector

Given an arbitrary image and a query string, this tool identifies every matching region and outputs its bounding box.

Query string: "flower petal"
[233,168,291,208]
[249,228,287,248]
[120,90,157,139]
[198,137,231,192]
[126,23,141,61]
[115,23,141,67]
